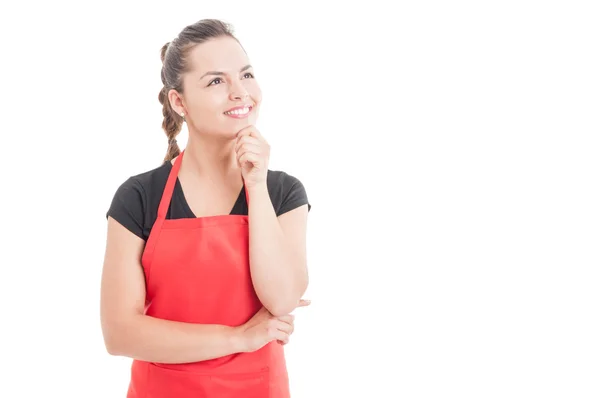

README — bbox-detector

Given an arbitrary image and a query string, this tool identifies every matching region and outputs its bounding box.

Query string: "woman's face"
[175,36,262,139]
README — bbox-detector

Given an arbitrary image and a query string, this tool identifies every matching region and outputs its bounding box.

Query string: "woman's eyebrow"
[200,64,252,79]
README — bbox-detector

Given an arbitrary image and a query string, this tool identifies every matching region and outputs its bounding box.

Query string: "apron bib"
[126,149,289,398]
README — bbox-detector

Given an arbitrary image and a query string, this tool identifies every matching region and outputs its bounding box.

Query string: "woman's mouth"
[224,105,253,119]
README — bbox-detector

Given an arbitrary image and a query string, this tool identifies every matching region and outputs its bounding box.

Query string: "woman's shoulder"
[267,168,300,184]
[266,168,307,194]
[105,161,171,240]
[112,161,171,199]
[266,169,311,215]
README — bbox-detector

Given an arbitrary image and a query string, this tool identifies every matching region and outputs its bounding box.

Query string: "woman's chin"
[224,118,258,134]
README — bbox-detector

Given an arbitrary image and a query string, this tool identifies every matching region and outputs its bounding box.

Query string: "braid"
[158,86,183,163]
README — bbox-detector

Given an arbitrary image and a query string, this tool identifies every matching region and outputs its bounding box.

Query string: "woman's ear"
[167,89,186,115]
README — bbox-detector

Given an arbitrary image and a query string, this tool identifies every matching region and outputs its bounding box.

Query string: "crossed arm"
[247,183,309,317]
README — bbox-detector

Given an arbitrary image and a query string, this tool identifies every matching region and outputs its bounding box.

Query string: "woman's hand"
[234,299,311,352]
[234,125,270,188]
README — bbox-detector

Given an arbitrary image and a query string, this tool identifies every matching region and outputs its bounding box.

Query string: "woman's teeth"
[224,107,251,115]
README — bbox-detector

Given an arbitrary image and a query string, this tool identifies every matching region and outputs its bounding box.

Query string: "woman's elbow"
[101,317,130,356]
[267,302,297,317]
[265,289,308,317]
[102,324,124,356]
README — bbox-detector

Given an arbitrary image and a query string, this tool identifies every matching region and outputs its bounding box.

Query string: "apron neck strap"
[157,149,249,220]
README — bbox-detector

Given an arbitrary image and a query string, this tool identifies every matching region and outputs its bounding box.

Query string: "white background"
[1,1,599,397]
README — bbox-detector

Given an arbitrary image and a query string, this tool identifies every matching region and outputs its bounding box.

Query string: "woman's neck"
[177,135,241,181]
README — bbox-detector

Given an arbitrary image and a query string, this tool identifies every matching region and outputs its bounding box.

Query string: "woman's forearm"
[106,314,245,363]
[247,183,308,316]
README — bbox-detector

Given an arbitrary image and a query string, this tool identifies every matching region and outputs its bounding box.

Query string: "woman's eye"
[208,78,223,86]
[209,73,253,87]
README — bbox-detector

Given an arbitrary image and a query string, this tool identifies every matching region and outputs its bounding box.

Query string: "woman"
[100,19,311,397]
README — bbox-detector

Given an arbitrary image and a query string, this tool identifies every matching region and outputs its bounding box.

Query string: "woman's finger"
[235,136,261,153]
[236,143,262,157]
[272,319,293,334]
[296,299,311,308]
[238,152,260,167]
[269,327,290,344]
[277,314,295,325]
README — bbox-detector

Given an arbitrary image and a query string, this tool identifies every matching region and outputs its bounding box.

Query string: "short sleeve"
[277,174,311,216]
[106,177,146,240]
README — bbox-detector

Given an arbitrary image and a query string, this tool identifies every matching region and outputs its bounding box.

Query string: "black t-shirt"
[106,160,311,241]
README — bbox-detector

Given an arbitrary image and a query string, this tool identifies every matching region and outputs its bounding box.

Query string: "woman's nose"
[230,90,249,100]
[229,80,250,100]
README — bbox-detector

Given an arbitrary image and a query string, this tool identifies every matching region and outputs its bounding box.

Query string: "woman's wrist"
[245,181,268,195]
[228,325,249,353]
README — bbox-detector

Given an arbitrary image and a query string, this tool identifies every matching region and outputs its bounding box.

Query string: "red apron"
[127,149,289,398]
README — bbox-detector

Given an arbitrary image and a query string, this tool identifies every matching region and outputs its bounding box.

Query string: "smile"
[224,105,253,118]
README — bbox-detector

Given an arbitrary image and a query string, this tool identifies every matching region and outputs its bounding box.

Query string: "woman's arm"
[247,183,309,317]
[100,217,245,364]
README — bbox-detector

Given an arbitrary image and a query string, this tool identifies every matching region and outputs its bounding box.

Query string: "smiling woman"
[100,18,311,398]
[159,26,263,158]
